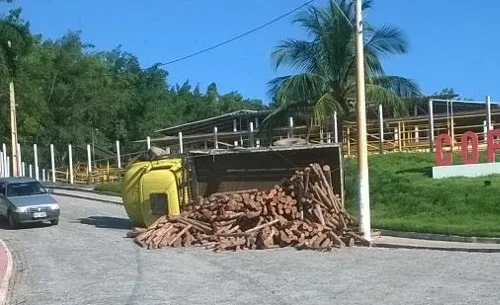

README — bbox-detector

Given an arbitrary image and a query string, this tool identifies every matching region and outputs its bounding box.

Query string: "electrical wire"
[156,0,317,66]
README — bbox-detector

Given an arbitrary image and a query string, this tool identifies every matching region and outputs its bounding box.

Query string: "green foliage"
[0,11,266,168]
[345,153,500,237]
[265,0,421,132]
[94,181,122,195]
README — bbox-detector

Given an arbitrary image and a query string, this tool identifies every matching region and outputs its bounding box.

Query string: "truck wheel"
[8,212,18,230]
[50,218,59,226]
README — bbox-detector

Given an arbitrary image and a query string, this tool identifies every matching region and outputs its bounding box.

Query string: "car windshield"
[6,182,47,197]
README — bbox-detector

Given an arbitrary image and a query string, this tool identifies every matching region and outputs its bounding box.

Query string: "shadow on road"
[76,216,132,230]
[0,218,52,230]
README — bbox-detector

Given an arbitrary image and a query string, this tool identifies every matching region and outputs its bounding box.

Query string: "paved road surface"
[1,195,500,305]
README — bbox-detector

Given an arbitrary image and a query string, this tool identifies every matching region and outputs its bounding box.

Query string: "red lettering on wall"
[460,131,479,164]
[435,134,453,166]
[487,129,500,162]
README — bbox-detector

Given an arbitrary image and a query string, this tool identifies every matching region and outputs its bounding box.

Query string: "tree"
[264,0,421,134]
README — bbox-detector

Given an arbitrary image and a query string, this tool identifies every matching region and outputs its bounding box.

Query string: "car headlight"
[15,207,29,213]
[48,204,59,210]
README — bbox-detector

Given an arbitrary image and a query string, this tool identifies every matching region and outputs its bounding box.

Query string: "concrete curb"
[372,241,500,253]
[51,190,122,205]
[378,229,500,245]
[0,239,13,305]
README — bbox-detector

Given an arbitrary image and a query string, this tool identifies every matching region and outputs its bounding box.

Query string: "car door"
[0,183,7,216]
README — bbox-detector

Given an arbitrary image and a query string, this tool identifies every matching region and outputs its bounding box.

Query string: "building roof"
[155,109,271,135]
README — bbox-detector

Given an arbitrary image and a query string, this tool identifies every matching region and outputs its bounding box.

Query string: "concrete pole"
[116,140,121,170]
[378,104,384,153]
[486,95,492,131]
[333,111,339,143]
[178,132,184,154]
[214,127,219,149]
[68,144,74,184]
[21,162,25,177]
[33,144,39,181]
[42,169,46,182]
[233,119,238,147]
[29,164,32,178]
[428,99,435,152]
[87,144,92,175]
[50,144,56,183]
[355,0,371,241]
[415,126,420,143]
[146,136,151,150]
[9,68,19,176]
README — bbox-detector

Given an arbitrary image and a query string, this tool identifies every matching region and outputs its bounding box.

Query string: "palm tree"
[264,0,421,137]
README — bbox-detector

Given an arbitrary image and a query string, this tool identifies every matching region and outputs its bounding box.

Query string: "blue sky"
[4,0,500,104]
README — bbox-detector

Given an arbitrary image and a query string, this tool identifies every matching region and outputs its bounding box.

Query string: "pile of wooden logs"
[129,163,370,251]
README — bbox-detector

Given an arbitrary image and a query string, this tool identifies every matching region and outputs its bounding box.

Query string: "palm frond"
[371,76,421,98]
[366,84,410,117]
[364,24,409,58]
[270,39,317,72]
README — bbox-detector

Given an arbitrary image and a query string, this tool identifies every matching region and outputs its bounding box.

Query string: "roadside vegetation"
[345,153,500,237]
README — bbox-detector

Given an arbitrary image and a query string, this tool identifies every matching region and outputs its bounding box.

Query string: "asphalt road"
[1,195,500,305]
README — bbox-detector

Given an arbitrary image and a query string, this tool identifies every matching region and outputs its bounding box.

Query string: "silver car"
[0,177,60,229]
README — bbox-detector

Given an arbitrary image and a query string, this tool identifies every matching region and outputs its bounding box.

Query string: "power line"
[157,0,317,66]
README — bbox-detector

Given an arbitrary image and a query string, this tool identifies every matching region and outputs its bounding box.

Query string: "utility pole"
[355,0,371,241]
[8,40,19,177]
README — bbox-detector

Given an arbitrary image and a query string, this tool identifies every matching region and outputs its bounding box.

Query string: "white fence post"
[116,140,121,170]
[333,111,339,143]
[29,164,33,178]
[233,119,238,147]
[17,143,21,176]
[87,144,92,179]
[34,144,39,180]
[379,104,384,153]
[429,99,435,152]
[6,157,10,177]
[146,136,151,150]
[50,144,56,183]
[68,144,74,184]
[21,162,25,177]
[178,132,184,154]
[214,127,219,149]
[42,169,46,182]
[486,95,492,131]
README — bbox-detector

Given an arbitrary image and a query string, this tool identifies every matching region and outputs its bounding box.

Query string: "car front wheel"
[50,218,59,226]
[8,212,18,230]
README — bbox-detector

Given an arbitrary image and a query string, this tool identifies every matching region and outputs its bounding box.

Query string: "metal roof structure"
[155,109,271,135]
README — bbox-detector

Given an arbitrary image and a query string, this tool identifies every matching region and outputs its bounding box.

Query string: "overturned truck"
[121,143,345,228]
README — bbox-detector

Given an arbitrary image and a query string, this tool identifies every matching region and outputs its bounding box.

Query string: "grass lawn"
[344,152,500,237]
[94,180,122,195]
